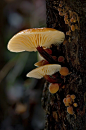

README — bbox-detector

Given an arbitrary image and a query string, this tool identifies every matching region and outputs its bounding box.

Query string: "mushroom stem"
[37,46,56,64]
[44,75,63,83]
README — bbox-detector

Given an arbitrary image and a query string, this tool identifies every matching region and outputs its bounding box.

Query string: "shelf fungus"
[26,64,61,83]
[7,28,65,63]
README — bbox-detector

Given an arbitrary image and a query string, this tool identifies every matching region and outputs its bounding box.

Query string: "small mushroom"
[34,60,49,67]
[70,17,74,22]
[59,3,63,7]
[66,94,71,98]
[65,20,69,25]
[58,8,62,12]
[70,17,76,23]
[66,97,72,104]
[64,14,68,19]
[71,94,76,99]
[71,25,75,31]
[7,28,65,63]
[63,98,66,104]
[26,64,61,83]
[58,56,64,62]
[59,11,64,16]
[59,67,69,76]
[52,56,58,61]
[73,103,78,107]
[63,98,70,106]
[71,94,76,102]
[67,106,74,115]
[49,83,59,94]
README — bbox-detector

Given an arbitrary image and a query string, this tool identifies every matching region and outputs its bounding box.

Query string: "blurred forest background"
[0,0,46,130]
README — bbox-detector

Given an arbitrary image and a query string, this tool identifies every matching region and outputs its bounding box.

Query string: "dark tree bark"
[41,0,86,130]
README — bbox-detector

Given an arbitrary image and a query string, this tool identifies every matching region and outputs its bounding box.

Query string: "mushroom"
[34,60,49,67]
[63,98,66,104]
[66,97,72,104]
[58,56,64,62]
[63,98,70,107]
[67,106,74,115]
[70,94,76,102]
[73,103,78,107]
[7,28,65,63]
[26,64,61,83]
[71,25,75,31]
[66,94,71,98]
[49,83,59,94]
[59,67,69,76]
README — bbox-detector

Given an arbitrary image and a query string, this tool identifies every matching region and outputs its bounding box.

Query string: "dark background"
[0,0,46,130]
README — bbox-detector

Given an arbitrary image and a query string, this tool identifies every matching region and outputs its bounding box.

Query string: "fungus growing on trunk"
[71,94,76,100]
[63,97,72,107]
[49,83,59,94]
[58,56,64,62]
[73,103,78,107]
[67,106,74,115]
[71,94,76,102]
[71,25,75,31]
[63,98,66,104]
[59,67,69,76]
[26,64,61,83]
[63,94,78,115]
[7,28,65,63]
[66,97,72,104]
[34,60,49,67]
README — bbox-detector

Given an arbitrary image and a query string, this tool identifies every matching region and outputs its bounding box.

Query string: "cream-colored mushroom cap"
[7,28,65,52]
[26,64,61,79]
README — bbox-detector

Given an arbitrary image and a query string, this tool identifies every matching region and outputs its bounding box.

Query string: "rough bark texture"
[41,0,86,130]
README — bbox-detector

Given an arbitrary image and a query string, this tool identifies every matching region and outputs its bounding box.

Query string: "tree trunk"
[41,0,86,130]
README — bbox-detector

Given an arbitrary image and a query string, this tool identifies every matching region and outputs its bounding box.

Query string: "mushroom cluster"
[63,94,78,115]
[8,27,76,100]
[7,27,67,84]
[8,28,79,117]
[57,0,79,37]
